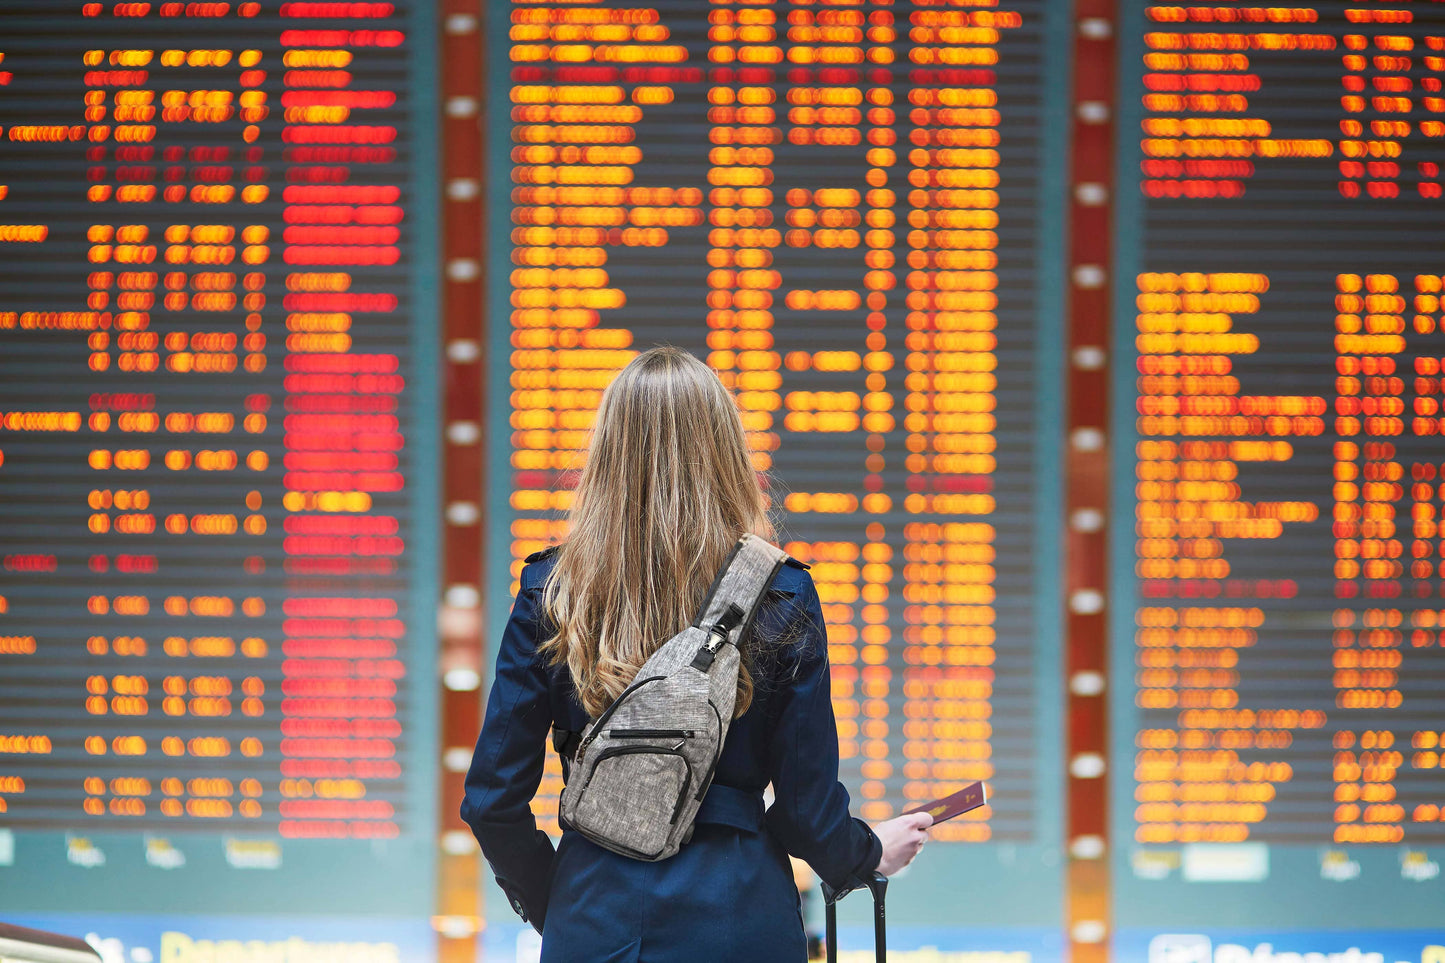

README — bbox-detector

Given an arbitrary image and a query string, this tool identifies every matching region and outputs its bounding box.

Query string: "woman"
[462,346,931,962]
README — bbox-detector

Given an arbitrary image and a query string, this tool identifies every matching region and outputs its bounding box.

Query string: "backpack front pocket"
[573,746,692,859]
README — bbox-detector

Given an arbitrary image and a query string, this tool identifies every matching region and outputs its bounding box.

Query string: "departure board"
[0,0,438,924]
[1111,0,1445,949]
[485,0,1070,946]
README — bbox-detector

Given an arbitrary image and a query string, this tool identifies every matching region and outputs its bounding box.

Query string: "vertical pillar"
[1064,1,1117,960]
[436,3,486,962]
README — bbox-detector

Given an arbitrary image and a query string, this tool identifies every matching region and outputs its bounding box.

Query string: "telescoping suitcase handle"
[820,871,888,963]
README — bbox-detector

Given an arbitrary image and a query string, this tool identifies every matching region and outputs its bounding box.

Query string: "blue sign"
[1,914,434,963]
[1117,930,1445,963]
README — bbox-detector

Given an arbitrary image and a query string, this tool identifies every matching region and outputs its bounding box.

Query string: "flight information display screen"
[0,0,438,927]
[1111,0,1445,954]
[485,0,1070,947]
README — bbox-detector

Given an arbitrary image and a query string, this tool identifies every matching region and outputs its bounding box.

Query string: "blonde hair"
[540,346,773,718]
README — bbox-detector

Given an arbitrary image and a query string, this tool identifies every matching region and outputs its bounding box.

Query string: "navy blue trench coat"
[461,547,881,963]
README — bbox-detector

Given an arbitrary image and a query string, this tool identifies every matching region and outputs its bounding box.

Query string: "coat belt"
[694,783,765,833]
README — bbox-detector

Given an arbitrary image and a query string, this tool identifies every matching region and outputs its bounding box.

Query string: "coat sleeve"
[762,572,883,891]
[459,581,556,933]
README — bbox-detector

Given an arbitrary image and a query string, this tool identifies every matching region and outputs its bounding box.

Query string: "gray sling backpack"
[558,534,789,861]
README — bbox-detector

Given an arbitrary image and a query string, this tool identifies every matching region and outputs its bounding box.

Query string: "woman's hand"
[872,811,933,876]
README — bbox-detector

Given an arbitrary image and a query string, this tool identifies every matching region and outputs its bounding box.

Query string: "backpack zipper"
[609,728,695,739]
[578,675,666,761]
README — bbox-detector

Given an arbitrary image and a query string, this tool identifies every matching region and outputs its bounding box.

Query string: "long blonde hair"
[540,346,773,718]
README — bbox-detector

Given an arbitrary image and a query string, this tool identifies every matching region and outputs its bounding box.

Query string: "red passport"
[903,780,988,824]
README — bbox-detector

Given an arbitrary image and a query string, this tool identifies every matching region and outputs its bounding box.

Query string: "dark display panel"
[0,0,437,916]
[1112,0,1445,940]
[486,0,1070,936]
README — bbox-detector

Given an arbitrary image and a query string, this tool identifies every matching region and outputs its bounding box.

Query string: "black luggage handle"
[820,871,888,963]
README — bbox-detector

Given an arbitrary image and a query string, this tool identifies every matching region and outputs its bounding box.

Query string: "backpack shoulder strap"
[691,534,790,646]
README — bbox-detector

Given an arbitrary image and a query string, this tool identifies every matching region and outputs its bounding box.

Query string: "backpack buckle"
[708,602,745,649]
[690,602,746,671]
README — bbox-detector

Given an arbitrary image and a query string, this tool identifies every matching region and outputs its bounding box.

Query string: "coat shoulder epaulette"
[523,544,561,565]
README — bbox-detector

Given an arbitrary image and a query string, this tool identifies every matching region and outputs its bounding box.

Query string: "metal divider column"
[435,3,487,961]
[1064,3,1118,961]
